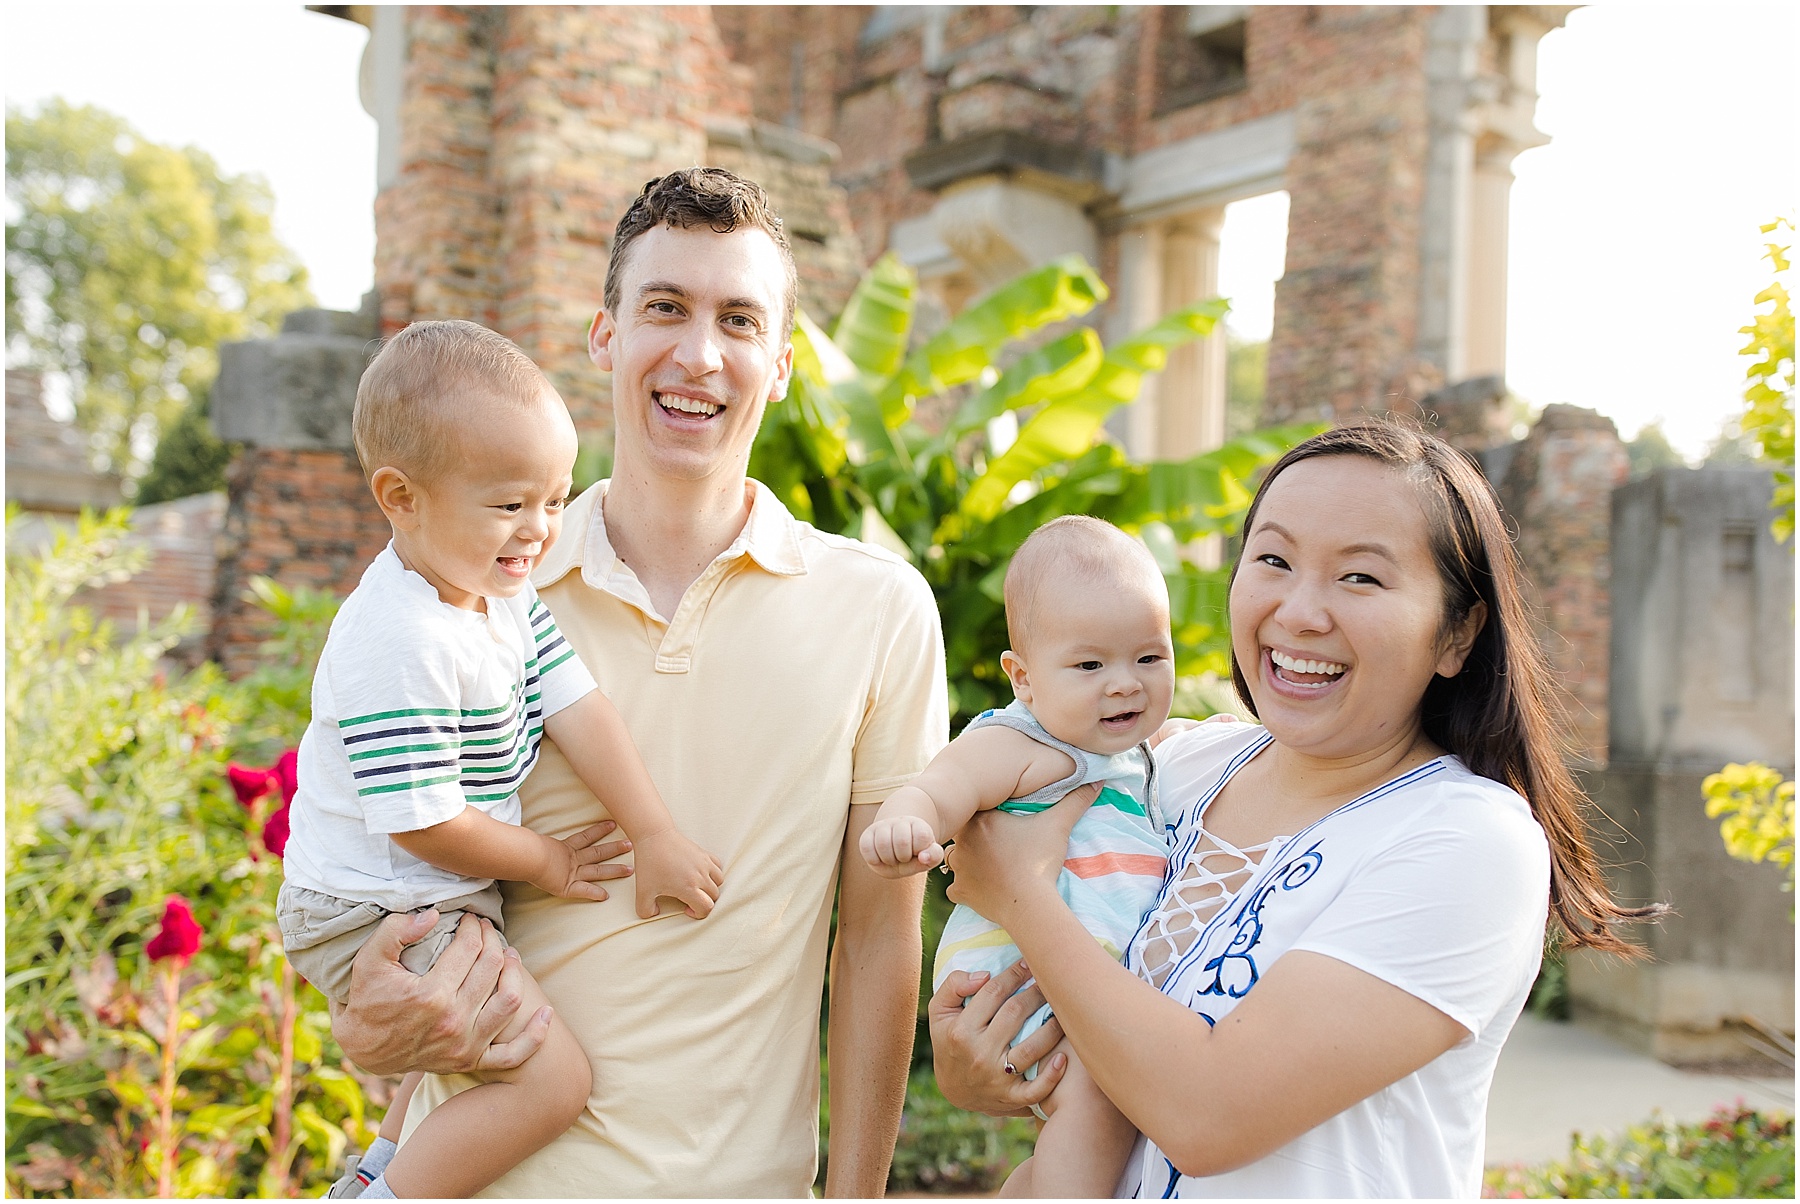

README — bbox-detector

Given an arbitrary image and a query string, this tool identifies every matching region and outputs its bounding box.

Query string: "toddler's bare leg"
[380,968,591,1198]
[1000,1040,1136,1199]
[378,1072,423,1145]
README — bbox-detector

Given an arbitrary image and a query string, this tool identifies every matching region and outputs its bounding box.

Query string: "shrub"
[1484,1106,1795,1198]
[5,509,366,1198]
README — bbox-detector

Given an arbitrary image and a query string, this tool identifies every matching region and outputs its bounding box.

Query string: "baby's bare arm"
[389,808,618,899]
[862,727,1075,875]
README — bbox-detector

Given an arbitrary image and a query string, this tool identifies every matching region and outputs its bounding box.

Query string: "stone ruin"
[197,6,1787,1063]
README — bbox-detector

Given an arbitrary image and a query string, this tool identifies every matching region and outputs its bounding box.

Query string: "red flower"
[144,897,202,967]
[262,804,291,859]
[227,748,300,809]
[272,749,298,805]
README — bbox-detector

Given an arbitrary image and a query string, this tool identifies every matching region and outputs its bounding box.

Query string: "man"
[329,168,944,1196]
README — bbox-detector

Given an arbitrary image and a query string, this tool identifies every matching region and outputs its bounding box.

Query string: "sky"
[5,2,1794,458]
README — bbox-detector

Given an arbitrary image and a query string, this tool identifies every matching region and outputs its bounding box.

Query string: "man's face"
[589,224,793,486]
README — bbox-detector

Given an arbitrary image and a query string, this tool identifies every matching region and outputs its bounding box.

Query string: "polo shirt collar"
[532,478,809,596]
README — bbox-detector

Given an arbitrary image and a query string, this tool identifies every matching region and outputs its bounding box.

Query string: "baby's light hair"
[352,319,556,483]
[1003,516,1167,653]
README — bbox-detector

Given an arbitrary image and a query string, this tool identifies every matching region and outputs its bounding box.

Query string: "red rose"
[272,749,299,806]
[227,763,276,808]
[262,804,291,859]
[227,748,301,809]
[144,897,202,967]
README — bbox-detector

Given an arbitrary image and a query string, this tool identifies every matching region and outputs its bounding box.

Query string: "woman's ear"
[999,649,1033,705]
[1435,600,1489,678]
[369,465,422,530]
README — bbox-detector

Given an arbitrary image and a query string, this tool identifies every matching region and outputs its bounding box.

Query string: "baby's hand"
[860,815,943,878]
[630,828,725,920]
[534,821,630,901]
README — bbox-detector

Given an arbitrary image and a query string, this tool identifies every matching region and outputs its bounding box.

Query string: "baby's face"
[405,387,578,610]
[1005,579,1176,754]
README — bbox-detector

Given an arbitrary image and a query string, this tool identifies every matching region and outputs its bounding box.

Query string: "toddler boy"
[861,515,1174,1197]
[279,320,724,1198]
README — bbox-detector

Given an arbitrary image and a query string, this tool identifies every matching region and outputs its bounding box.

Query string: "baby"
[278,320,724,1199]
[861,515,1174,1197]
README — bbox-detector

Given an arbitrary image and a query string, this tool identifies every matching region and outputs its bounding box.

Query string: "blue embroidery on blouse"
[1195,842,1325,1003]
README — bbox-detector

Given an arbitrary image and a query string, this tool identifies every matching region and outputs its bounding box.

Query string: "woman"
[931,422,1660,1197]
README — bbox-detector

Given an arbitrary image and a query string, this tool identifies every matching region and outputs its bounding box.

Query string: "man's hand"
[858,814,943,878]
[529,820,637,901]
[928,960,1068,1117]
[629,828,725,919]
[330,911,550,1077]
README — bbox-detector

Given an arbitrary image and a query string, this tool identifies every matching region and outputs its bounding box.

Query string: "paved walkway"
[1485,1013,1794,1166]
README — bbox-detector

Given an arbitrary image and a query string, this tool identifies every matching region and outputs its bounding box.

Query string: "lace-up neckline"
[1134,824,1289,991]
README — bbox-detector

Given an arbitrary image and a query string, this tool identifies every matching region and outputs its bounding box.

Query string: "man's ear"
[369,465,422,531]
[1435,600,1488,678]
[999,649,1033,705]
[588,309,616,371]
[767,341,794,403]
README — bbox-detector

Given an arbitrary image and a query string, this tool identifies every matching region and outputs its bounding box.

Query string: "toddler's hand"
[860,815,943,878]
[534,821,631,900]
[630,828,725,920]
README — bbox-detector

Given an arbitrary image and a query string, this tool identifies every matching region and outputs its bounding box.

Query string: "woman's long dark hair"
[1227,420,1665,956]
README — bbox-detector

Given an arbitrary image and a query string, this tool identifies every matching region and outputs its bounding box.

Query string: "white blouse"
[1118,722,1550,1199]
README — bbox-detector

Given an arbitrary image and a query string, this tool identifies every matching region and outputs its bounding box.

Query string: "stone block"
[1609,467,1794,768]
[213,332,373,453]
[1569,766,1794,1065]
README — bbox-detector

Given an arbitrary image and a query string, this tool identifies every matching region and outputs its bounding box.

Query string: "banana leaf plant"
[748,252,1320,727]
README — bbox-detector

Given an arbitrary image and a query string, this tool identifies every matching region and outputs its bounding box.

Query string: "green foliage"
[1702,762,1796,902]
[134,388,233,506]
[5,510,367,1197]
[5,99,312,483]
[228,575,342,765]
[1484,1106,1794,1198]
[1226,334,1267,439]
[888,1068,1039,1193]
[1736,217,1795,542]
[750,251,1319,730]
[1625,421,1687,480]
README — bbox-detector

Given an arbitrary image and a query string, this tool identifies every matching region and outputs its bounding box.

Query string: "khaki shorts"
[276,880,506,1004]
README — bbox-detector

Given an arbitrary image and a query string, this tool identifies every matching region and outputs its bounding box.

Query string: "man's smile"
[654,389,723,420]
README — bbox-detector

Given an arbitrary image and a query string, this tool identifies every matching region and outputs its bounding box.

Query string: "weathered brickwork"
[209,448,389,676]
[715,6,1444,423]
[1497,405,1631,767]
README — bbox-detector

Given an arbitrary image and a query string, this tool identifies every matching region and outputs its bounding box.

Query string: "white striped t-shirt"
[284,544,598,912]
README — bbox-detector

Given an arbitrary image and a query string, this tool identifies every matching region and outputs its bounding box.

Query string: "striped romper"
[932,700,1171,1071]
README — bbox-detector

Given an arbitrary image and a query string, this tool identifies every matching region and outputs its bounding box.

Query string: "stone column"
[1156,208,1227,461]
[1463,142,1516,378]
[1497,404,1630,768]
[1112,222,1164,461]
[208,306,388,675]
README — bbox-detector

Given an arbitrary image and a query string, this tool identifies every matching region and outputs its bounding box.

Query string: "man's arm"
[825,802,925,1197]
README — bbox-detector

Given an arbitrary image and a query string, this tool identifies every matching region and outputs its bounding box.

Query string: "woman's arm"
[945,794,1466,1178]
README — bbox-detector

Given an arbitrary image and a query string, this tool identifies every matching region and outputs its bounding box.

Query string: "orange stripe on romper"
[1063,852,1167,879]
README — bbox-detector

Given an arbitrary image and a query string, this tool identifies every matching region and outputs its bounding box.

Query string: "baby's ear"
[369,466,421,528]
[999,649,1032,701]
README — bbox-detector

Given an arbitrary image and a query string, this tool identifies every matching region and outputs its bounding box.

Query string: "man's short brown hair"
[352,319,553,482]
[603,167,797,338]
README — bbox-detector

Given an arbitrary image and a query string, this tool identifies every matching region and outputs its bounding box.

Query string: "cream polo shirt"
[406,479,948,1198]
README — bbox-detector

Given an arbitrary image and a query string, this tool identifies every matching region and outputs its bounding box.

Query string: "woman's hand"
[929,960,1068,1117]
[943,782,1097,929]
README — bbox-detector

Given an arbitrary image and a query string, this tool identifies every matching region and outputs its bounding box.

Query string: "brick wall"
[209,449,389,676]
[1497,405,1630,767]
[716,6,1443,423]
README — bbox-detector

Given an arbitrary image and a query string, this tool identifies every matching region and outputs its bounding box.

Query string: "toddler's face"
[1004,579,1176,754]
[405,388,578,610]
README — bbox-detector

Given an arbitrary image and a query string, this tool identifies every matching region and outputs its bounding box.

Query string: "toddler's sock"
[359,1138,398,1182]
[361,1173,397,1200]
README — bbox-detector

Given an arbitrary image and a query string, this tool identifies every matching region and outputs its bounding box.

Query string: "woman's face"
[1230,455,1481,762]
